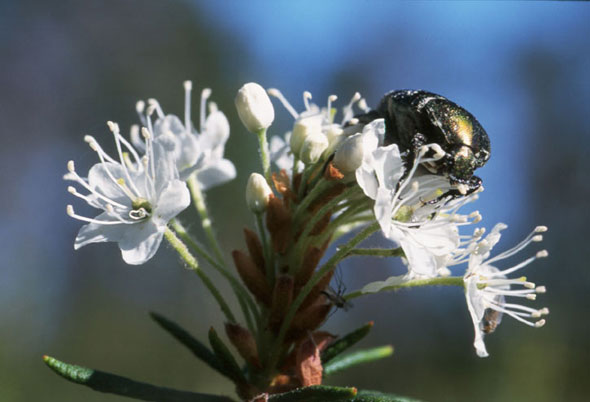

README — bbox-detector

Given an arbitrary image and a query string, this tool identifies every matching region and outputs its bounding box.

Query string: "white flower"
[65,122,190,265]
[246,173,273,213]
[463,223,549,357]
[235,82,275,133]
[267,88,368,173]
[135,81,236,189]
[355,123,479,278]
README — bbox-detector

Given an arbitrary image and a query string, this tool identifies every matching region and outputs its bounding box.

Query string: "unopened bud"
[290,114,322,156]
[333,133,364,173]
[246,173,273,213]
[235,82,275,133]
[299,132,328,164]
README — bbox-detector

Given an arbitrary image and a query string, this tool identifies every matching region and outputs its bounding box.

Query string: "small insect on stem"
[322,266,353,314]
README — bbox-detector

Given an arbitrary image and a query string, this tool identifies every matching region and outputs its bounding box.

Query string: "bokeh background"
[1,1,589,401]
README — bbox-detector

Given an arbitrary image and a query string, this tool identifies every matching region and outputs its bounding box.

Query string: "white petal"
[464,278,489,357]
[361,274,410,294]
[196,158,237,190]
[355,163,379,200]
[372,144,404,190]
[154,114,186,137]
[87,162,132,205]
[152,141,179,193]
[201,111,230,158]
[374,187,395,235]
[118,220,164,265]
[154,179,191,223]
[74,213,126,249]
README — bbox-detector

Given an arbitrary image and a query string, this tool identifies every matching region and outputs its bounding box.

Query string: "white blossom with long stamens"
[64,122,190,265]
[463,223,549,357]
[137,81,236,188]
[355,120,480,278]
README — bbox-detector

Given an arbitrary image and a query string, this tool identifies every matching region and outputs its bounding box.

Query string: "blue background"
[1,1,589,401]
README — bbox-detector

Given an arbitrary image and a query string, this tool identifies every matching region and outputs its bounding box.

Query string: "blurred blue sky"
[0,1,589,401]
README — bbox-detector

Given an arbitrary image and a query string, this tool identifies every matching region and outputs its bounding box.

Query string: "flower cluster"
[65,82,235,264]
[60,80,550,401]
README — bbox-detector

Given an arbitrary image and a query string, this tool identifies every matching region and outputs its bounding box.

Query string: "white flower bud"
[333,133,364,173]
[299,132,329,164]
[290,114,322,156]
[246,173,273,213]
[235,83,275,133]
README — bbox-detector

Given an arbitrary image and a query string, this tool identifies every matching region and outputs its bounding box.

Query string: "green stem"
[344,276,465,301]
[257,128,271,182]
[291,179,333,224]
[164,228,236,323]
[267,222,380,371]
[170,220,259,330]
[347,247,404,258]
[187,176,225,265]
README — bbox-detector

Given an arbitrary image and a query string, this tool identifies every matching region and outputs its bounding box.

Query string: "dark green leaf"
[351,390,423,402]
[267,385,357,402]
[208,327,247,384]
[150,312,227,377]
[43,355,235,402]
[324,346,393,376]
[321,322,374,364]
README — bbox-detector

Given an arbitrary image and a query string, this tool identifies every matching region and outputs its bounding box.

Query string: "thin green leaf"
[352,390,423,402]
[208,327,247,384]
[43,355,235,402]
[323,346,393,376]
[268,385,357,402]
[321,322,374,364]
[150,312,226,377]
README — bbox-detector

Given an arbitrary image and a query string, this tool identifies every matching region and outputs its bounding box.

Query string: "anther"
[67,186,76,194]
[106,204,114,213]
[539,307,550,315]
[411,181,420,192]
[535,286,546,293]
[535,225,548,233]
[208,101,218,114]
[146,103,156,116]
[201,88,212,100]
[536,250,548,258]
[66,205,75,216]
[141,127,151,140]
[358,98,369,111]
[107,121,119,133]
[351,92,361,103]
[526,294,537,300]
[524,282,535,289]
[532,235,543,242]
[328,95,338,102]
[136,100,145,114]
[67,160,75,172]
[267,88,280,98]
[303,91,312,100]
[184,80,192,91]
[349,118,359,125]
[535,319,546,328]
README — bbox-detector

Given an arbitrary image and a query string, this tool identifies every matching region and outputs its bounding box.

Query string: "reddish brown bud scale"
[324,161,345,181]
[290,300,332,339]
[308,182,346,214]
[298,270,334,311]
[265,195,292,254]
[225,323,261,369]
[295,246,325,287]
[243,228,265,275]
[310,212,332,235]
[232,250,272,306]
[270,275,294,331]
[271,170,294,202]
[295,332,335,387]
